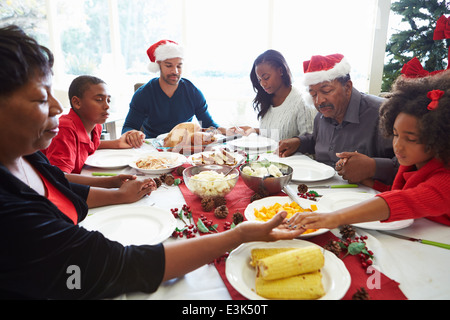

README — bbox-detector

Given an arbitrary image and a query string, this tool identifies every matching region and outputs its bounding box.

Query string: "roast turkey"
[163,122,216,148]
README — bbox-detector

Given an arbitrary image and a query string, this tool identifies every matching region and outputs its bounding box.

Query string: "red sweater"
[376,158,450,226]
[43,109,102,174]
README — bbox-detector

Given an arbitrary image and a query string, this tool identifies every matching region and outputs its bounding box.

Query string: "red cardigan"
[375,158,450,226]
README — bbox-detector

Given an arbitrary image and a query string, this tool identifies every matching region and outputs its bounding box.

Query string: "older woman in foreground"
[0,26,303,299]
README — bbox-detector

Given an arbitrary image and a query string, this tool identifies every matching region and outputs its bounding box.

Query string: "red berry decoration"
[329,228,375,271]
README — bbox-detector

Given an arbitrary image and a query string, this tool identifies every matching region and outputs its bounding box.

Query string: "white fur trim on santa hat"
[147,42,184,73]
[303,57,351,87]
[302,88,315,107]
[148,62,161,73]
[154,41,184,62]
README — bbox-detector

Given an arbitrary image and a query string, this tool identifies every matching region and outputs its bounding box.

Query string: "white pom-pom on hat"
[147,40,184,73]
[302,54,351,87]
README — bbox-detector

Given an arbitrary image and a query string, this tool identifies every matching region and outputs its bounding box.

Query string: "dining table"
[79,138,450,301]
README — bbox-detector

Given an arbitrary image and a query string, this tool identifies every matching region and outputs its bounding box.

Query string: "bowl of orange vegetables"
[244,196,329,238]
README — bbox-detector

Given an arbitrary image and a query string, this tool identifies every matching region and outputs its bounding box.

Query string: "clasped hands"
[335,151,376,185]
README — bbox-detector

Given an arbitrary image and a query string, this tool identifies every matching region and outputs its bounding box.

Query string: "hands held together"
[116,176,157,203]
[335,151,375,186]
[121,130,146,148]
[237,210,339,241]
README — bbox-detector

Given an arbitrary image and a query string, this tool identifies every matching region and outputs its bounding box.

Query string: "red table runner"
[174,166,407,300]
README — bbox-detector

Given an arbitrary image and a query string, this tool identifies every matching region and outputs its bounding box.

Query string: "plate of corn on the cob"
[244,196,330,238]
[225,240,350,300]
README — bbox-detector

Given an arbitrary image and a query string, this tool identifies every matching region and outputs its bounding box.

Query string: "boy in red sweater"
[44,76,145,187]
[289,70,450,228]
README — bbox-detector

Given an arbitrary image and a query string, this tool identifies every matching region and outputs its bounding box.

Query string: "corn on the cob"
[250,248,296,266]
[255,271,325,300]
[257,246,324,280]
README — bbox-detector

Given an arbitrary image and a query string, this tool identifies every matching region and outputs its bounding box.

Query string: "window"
[271,1,377,91]
[0,0,48,44]
[1,0,387,130]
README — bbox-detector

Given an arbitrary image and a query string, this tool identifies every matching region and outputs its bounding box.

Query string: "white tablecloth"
[80,145,450,300]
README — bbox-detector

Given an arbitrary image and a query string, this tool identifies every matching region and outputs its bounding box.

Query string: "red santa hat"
[302,53,351,86]
[147,40,184,73]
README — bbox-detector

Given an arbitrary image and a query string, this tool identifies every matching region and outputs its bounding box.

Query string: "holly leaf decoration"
[209,223,219,233]
[177,209,187,225]
[347,242,366,255]
[175,226,187,233]
[196,218,211,234]
[362,248,374,259]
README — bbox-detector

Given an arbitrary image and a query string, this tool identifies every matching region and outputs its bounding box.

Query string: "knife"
[378,230,450,250]
[282,185,304,206]
[307,184,358,189]
[214,134,243,144]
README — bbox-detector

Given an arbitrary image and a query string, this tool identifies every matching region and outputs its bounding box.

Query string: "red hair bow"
[427,90,445,111]
[433,15,450,40]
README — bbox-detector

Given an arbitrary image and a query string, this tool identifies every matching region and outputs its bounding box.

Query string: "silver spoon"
[224,157,245,176]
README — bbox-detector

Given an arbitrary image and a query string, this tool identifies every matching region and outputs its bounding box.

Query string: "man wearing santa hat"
[121,40,220,140]
[278,53,396,185]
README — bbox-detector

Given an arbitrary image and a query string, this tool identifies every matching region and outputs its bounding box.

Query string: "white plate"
[227,134,278,150]
[245,196,330,239]
[129,152,186,174]
[188,150,245,166]
[85,149,138,169]
[80,206,176,246]
[318,192,414,230]
[225,240,351,300]
[262,155,336,182]
[289,159,336,182]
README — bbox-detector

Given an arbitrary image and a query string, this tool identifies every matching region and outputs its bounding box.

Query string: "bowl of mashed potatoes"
[183,165,239,198]
[240,161,293,196]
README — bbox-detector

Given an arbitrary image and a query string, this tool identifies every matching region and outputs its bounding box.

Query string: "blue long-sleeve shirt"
[122,78,219,138]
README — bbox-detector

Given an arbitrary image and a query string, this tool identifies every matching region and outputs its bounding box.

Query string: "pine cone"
[213,196,227,208]
[340,224,356,239]
[153,177,162,188]
[232,211,244,225]
[214,205,229,219]
[324,240,342,257]
[297,183,308,194]
[250,193,264,202]
[176,166,185,176]
[164,174,175,186]
[352,287,370,300]
[201,197,215,212]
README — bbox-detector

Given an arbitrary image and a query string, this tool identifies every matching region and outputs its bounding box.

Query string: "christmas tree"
[382,0,450,91]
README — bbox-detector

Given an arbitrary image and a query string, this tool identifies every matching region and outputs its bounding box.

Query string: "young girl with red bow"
[289,70,450,229]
